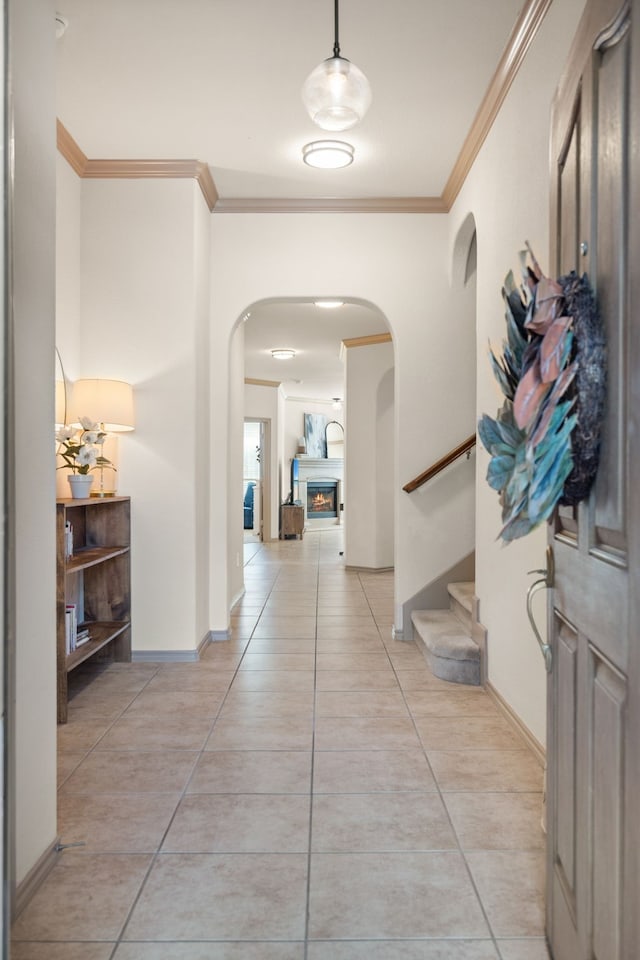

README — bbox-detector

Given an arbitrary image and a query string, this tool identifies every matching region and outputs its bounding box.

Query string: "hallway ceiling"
[243,300,388,402]
[56,0,525,202]
[55,0,526,401]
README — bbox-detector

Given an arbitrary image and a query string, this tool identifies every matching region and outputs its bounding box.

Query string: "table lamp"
[70,378,135,497]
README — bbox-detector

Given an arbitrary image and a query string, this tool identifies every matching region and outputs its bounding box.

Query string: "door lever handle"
[526,545,554,673]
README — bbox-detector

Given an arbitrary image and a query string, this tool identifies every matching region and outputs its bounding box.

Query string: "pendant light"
[302,0,372,132]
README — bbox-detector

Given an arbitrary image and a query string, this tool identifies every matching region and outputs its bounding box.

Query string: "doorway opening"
[243,419,264,541]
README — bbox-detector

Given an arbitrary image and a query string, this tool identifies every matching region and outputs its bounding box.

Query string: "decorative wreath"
[478,245,606,542]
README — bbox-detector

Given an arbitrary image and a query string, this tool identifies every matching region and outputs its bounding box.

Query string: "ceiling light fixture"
[332,398,343,409]
[271,349,296,360]
[302,0,372,132]
[315,300,344,309]
[302,140,354,169]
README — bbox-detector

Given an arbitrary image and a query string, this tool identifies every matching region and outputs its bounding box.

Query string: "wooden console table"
[280,504,304,539]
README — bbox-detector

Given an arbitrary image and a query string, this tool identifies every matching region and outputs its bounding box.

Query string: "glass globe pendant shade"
[302,55,372,131]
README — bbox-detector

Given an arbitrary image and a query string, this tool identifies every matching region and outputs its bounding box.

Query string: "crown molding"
[57,119,88,175]
[244,377,281,388]
[213,196,447,215]
[441,0,553,209]
[342,333,392,349]
[55,0,550,216]
[56,122,218,211]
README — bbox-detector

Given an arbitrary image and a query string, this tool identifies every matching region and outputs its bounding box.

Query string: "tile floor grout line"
[302,528,323,957]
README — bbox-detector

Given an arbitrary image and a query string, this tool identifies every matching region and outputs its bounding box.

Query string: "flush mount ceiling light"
[271,349,296,360]
[302,140,354,169]
[302,0,372,132]
[315,300,344,309]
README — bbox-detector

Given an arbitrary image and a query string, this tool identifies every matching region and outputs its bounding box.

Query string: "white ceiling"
[243,299,388,402]
[55,0,525,398]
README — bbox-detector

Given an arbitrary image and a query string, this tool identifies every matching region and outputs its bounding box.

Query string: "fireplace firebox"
[307,481,338,519]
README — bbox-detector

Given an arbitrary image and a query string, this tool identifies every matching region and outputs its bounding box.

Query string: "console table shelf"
[56,496,131,723]
[66,545,129,573]
[280,504,304,539]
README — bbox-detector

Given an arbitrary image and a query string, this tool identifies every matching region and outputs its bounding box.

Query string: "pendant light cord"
[333,0,341,57]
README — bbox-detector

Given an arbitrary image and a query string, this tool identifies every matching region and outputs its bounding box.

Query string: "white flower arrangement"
[56,416,112,475]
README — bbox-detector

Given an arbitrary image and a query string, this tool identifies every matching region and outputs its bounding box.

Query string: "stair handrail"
[402,434,476,493]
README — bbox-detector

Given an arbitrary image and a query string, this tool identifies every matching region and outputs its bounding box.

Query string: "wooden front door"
[546,1,639,958]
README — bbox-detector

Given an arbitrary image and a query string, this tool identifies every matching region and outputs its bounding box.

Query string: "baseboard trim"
[132,649,199,662]
[486,681,546,767]
[13,838,59,920]
[345,565,394,573]
[209,629,231,642]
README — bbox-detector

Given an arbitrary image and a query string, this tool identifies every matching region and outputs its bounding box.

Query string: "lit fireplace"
[307,481,338,518]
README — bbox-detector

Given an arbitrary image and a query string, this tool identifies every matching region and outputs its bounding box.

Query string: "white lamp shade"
[302,56,372,131]
[71,378,135,431]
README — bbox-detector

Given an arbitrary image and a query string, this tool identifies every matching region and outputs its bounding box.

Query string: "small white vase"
[68,474,94,499]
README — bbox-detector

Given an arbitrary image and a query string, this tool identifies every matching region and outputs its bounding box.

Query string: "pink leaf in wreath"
[540,315,572,382]
[526,277,564,334]
[513,358,549,429]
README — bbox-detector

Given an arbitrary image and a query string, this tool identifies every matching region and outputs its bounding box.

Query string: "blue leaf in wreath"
[528,441,575,524]
[489,348,517,400]
[487,454,515,491]
[504,454,531,516]
[500,513,537,542]
[529,368,576,450]
[478,414,504,453]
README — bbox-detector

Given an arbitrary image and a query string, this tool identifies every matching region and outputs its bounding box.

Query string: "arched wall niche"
[451,211,478,290]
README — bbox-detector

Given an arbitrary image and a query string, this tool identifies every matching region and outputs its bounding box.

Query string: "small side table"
[280,504,304,539]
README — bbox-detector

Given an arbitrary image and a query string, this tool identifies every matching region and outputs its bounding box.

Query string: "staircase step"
[411,609,481,686]
[448,580,474,632]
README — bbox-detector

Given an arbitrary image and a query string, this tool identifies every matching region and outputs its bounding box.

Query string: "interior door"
[547,1,639,958]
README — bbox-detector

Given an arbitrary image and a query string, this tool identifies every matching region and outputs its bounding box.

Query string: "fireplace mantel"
[295,456,344,477]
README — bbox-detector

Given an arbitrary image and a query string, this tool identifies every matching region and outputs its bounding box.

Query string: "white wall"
[55,156,82,374]
[12,0,58,886]
[450,0,587,744]
[57,176,211,655]
[55,154,83,498]
[193,189,211,642]
[345,342,394,569]
[228,326,245,608]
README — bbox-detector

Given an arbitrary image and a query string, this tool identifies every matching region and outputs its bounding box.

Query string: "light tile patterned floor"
[13,529,550,959]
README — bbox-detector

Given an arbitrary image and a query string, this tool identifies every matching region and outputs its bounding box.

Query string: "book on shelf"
[64,521,73,558]
[64,605,92,652]
[65,603,77,653]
